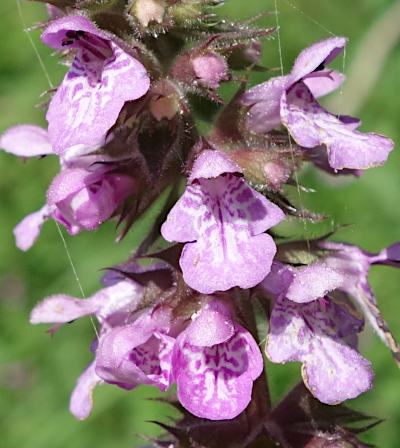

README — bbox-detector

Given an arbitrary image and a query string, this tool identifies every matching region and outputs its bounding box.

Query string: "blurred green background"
[1,0,400,447]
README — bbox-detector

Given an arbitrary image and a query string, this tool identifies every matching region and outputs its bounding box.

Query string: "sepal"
[28,0,75,7]
[269,382,381,448]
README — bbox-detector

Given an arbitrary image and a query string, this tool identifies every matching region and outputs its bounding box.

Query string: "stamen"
[76,30,89,40]
[65,30,78,39]
[63,30,113,60]
[62,39,74,46]
[303,68,334,81]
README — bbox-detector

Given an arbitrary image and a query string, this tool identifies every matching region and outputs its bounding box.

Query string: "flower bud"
[192,52,228,89]
[169,1,202,24]
[229,149,292,191]
[46,4,63,20]
[228,41,262,70]
[129,0,166,27]
[149,80,181,121]
[242,41,262,65]
[263,159,291,190]
[171,50,228,89]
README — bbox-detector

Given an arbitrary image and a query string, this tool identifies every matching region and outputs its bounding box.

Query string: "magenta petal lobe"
[180,232,278,293]
[303,69,345,98]
[286,264,344,303]
[13,205,50,251]
[0,124,52,157]
[185,306,235,347]
[188,149,241,182]
[69,362,103,420]
[30,294,102,325]
[173,326,263,420]
[290,36,347,83]
[302,337,373,405]
[239,76,289,134]
[266,296,373,404]
[41,15,107,49]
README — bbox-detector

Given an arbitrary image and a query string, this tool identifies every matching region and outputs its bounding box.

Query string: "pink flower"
[30,268,145,419]
[171,299,263,420]
[240,37,393,171]
[47,167,135,235]
[95,306,175,391]
[262,262,373,404]
[30,262,170,419]
[42,15,150,153]
[161,149,285,293]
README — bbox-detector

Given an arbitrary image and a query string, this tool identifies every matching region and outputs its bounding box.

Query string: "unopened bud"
[149,80,181,121]
[242,41,262,65]
[169,1,202,23]
[229,150,292,191]
[263,159,291,190]
[150,96,179,121]
[228,41,263,71]
[171,51,228,89]
[192,53,228,89]
[46,4,63,20]
[130,0,165,27]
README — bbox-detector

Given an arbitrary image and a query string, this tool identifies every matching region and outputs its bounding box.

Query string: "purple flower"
[239,37,346,135]
[30,265,147,419]
[320,241,400,364]
[15,165,134,248]
[42,15,150,153]
[95,306,175,391]
[161,150,285,293]
[281,82,393,170]
[262,262,374,404]
[171,299,263,420]
[240,37,393,171]
[0,124,127,250]
[47,166,135,235]
[267,295,373,405]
